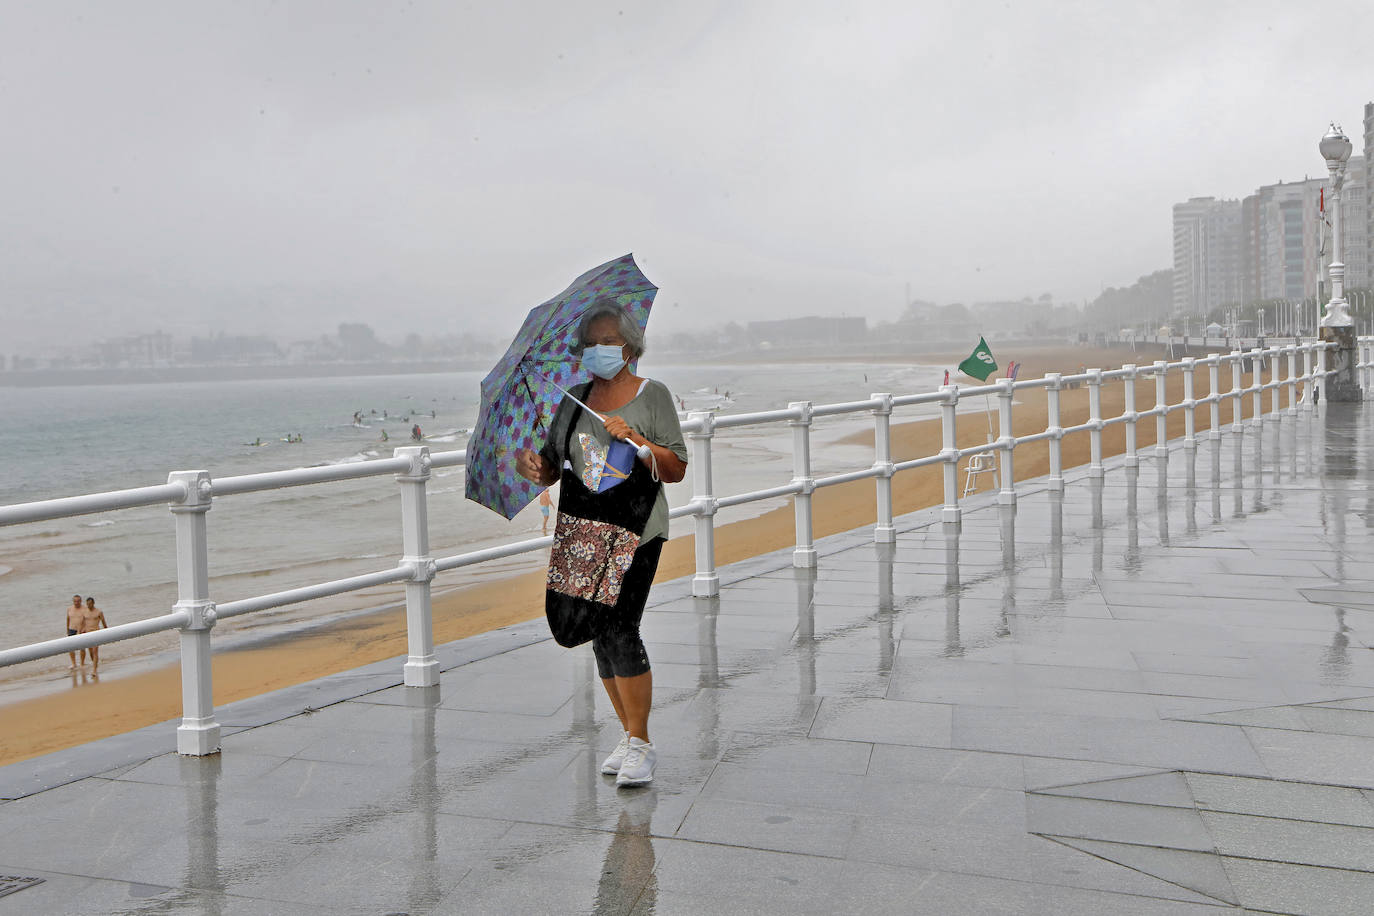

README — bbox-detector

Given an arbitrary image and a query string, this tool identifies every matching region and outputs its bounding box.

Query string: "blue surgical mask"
[581,344,627,380]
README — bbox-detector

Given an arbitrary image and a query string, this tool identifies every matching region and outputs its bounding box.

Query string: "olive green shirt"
[540,379,687,543]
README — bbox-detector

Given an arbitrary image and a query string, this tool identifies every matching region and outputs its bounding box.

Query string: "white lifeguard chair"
[962,450,999,496]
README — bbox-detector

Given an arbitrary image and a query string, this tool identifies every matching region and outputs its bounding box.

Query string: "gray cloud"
[1,0,1369,352]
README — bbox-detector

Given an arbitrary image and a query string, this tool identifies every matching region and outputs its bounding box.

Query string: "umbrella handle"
[629,440,652,460]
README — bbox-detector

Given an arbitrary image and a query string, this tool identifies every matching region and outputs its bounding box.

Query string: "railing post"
[871,392,895,543]
[1182,357,1197,449]
[686,410,718,597]
[394,446,437,687]
[1357,335,1368,395]
[940,385,961,522]
[1268,348,1281,417]
[1316,343,1328,405]
[1087,368,1104,477]
[1207,354,1222,439]
[1045,373,1064,491]
[789,401,817,568]
[168,470,220,757]
[1150,360,1168,458]
[1249,347,1264,426]
[1357,336,1368,395]
[1360,338,1370,396]
[1122,364,1139,467]
[1231,350,1245,430]
[1302,344,1314,409]
[996,377,1016,505]
[1287,346,1299,415]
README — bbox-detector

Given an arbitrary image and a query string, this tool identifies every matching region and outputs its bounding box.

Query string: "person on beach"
[65,594,84,668]
[80,597,109,670]
[538,487,553,535]
[515,302,687,788]
[411,424,423,441]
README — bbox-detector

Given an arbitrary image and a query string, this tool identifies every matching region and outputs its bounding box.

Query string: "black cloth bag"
[544,397,661,648]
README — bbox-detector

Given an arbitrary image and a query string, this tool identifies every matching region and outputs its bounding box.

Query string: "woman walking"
[515,301,687,787]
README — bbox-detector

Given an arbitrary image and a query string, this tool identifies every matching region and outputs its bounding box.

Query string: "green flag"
[958,337,998,381]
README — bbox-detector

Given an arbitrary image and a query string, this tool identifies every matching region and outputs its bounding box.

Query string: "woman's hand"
[600,416,687,483]
[516,449,551,485]
[602,416,635,442]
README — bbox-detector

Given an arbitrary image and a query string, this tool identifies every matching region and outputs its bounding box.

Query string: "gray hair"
[572,299,646,359]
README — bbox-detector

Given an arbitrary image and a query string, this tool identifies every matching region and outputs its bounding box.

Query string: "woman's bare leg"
[601,677,629,731]
[615,670,652,742]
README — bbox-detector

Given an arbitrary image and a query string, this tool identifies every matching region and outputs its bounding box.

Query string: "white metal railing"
[0,341,1348,756]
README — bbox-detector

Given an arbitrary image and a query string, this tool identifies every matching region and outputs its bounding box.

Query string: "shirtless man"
[80,596,109,671]
[66,594,84,668]
[538,488,554,535]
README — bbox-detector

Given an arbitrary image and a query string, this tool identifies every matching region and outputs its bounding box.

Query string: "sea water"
[0,360,952,686]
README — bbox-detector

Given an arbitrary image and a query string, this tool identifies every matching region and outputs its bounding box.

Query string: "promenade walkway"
[2,402,1373,914]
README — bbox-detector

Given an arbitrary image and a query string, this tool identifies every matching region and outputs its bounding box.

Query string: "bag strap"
[560,382,592,458]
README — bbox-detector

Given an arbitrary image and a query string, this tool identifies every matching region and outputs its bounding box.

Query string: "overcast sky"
[2,0,1370,352]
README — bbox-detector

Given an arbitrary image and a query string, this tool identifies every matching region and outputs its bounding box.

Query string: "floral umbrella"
[464,253,657,519]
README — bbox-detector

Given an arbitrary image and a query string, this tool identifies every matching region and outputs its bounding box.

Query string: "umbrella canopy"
[465,253,657,519]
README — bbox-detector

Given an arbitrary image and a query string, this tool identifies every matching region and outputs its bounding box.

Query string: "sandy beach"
[0,345,1277,765]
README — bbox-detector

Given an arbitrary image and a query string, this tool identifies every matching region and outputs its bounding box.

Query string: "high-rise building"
[1172,197,1242,316]
[1363,101,1374,288]
[1247,179,1325,302]
[1344,154,1367,290]
[1176,108,1373,313]
[1241,193,1262,306]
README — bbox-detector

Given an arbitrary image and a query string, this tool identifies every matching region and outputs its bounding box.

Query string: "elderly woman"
[516,301,687,787]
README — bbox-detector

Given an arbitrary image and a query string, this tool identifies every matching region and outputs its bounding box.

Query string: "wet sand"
[0,345,1270,766]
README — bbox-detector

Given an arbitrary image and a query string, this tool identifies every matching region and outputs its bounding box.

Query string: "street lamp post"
[1258,307,1265,338]
[1319,124,1354,328]
[1318,123,1361,400]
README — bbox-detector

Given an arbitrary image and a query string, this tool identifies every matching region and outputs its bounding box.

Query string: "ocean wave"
[322,450,381,465]
[82,519,117,528]
[0,565,10,577]
[424,428,469,443]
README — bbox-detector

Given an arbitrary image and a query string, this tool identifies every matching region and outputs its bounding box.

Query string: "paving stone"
[808,696,952,748]
[1048,837,1237,905]
[1185,772,1374,827]
[1200,810,1374,872]
[1034,770,1196,808]
[1027,793,1214,851]
[1221,856,1374,916]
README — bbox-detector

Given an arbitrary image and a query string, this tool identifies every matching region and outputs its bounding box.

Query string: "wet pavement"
[2,402,1374,914]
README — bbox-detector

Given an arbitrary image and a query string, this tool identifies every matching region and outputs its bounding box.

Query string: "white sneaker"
[615,737,656,787]
[601,731,631,774]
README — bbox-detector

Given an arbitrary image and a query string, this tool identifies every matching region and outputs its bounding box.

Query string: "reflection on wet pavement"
[2,403,1373,913]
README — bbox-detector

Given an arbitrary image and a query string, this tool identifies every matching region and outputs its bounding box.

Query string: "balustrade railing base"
[692,575,720,598]
[403,658,440,687]
[177,718,221,757]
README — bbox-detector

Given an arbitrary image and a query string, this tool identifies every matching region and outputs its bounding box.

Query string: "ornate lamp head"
[1319,123,1352,167]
